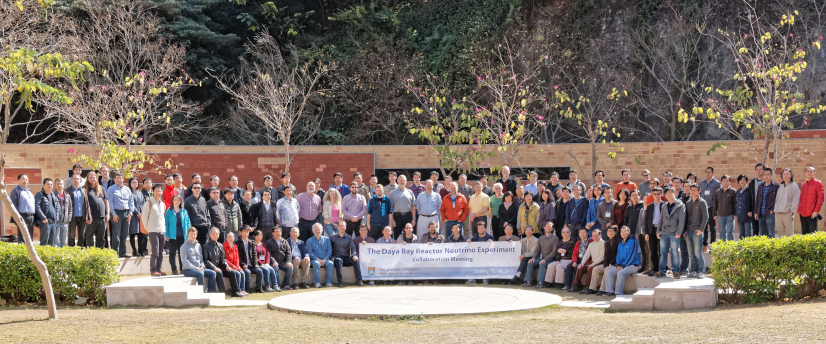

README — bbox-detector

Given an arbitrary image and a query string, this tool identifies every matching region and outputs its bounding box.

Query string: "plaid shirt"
[408,183,426,199]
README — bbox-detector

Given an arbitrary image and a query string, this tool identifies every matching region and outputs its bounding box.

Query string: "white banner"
[358,242,521,280]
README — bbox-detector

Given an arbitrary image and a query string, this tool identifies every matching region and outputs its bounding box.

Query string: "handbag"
[139,201,150,235]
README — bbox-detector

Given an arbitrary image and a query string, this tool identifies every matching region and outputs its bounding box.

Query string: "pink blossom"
[502,70,508,74]
[821,36,824,40]
[553,85,559,89]
[538,116,545,120]
[676,102,681,106]
[68,148,75,153]
[477,76,482,80]
[789,33,794,37]
[723,109,728,113]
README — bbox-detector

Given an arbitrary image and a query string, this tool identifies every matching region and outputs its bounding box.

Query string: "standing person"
[329,172,350,198]
[566,185,588,234]
[536,189,556,236]
[322,188,344,237]
[587,185,605,235]
[384,171,399,195]
[330,221,364,287]
[165,194,190,275]
[223,232,247,296]
[203,227,240,296]
[208,175,221,194]
[514,185,526,205]
[354,172,371,201]
[496,166,518,194]
[656,187,685,279]
[53,179,71,248]
[624,190,644,240]
[228,176,244,205]
[142,178,153,200]
[554,188,571,240]
[685,183,709,279]
[307,223,335,288]
[525,171,540,196]
[469,182,491,233]
[142,185,167,276]
[367,175,379,197]
[162,174,178,208]
[235,226,261,293]
[643,179,662,206]
[748,163,765,237]
[612,189,631,229]
[699,167,721,252]
[662,171,673,189]
[107,171,134,257]
[185,173,204,199]
[517,191,539,237]
[593,170,610,190]
[754,168,779,237]
[245,181,261,204]
[640,188,664,276]
[275,186,300,235]
[489,183,504,238]
[440,182,470,238]
[365,185,392,239]
[34,179,60,246]
[206,187,228,242]
[603,226,640,296]
[735,175,753,239]
[184,182,210,245]
[66,174,87,247]
[546,172,562,196]
[799,167,824,235]
[275,173,297,203]
[180,227,217,293]
[64,163,87,188]
[98,166,114,190]
[257,175,276,201]
[172,174,187,202]
[389,175,416,237]
[439,176,453,198]
[616,169,637,198]
[505,225,538,286]
[456,175,473,208]
[342,182,367,236]
[252,230,281,292]
[529,222,559,288]
[128,177,147,257]
[428,171,442,195]
[480,174,494,197]
[222,188,243,240]
[638,170,652,197]
[497,192,519,239]
[415,180,442,237]
[84,172,109,248]
[239,190,256,227]
[774,168,800,237]
[296,182,322,241]
[713,175,738,241]
[287,227,311,289]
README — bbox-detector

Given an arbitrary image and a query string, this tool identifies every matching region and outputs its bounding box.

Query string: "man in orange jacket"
[440,182,470,238]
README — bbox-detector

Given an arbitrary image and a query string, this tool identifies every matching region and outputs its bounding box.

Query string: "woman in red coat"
[223,232,247,296]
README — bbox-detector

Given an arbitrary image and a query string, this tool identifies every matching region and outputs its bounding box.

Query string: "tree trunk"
[591,139,597,185]
[0,166,58,320]
[762,134,771,168]
[283,141,290,173]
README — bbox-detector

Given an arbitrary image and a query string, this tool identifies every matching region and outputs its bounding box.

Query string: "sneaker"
[282,285,293,291]
[290,284,298,290]
[538,282,549,289]
[520,282,532,287]
[273,286,282,292]
[687,272,697,279]
[595,291,605,296]
[567,286,579,293]
[368,281,375,286]
[647,271,657,277]
[264,287,275,292]
[315,282,321,288]
[559,285,567,290]
[673,272,681,279]
[232,292,244,298]
[171,270,180,275]
[696,273,705,279]
[603,292,615,297]
[580,288,596,295]
[702,246,709,253]
[336,282,343,288]
[356,280,363,286]
[257,289,265,293]
[326,283,334,288]
[300,282,309,289]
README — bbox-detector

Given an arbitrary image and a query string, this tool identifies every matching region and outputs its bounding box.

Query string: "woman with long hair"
[497,191,518,239]
[244,181,261,204]
[613,188,631,228]
[586,185,604,234]
[165,194,191,275]
[84,171,109,248]
[322,187,344,237]
[536,189,556,236]
[128,177,148,257]
[517,192,540,237]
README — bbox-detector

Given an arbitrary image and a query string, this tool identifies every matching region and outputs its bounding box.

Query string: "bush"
[712,232,826,303]
[0,243,120,306]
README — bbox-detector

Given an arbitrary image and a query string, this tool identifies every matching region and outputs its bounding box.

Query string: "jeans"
[247,267,263,291]
[222,269,242,293]
[67,216,86,247]
[800,216,819,235]
[703,207,716,246]
[605,265,639,295]
[109,209,131,256]
[275,262,293,287]
[758,213,775,237]
[56,222,68,247]
[39,222,56,246]
[686,229,705,274]
[260,265,278,288]
[532,259,555,283]
[737,220,752,239]
[15,214,35,244]
[658,233,680,274]
[168,237,185,272]
[444,220,463,237]
[333,255,362,283]
[514,256,532,281]
[183,269,217,293]
[312,258,334,284]
[323,224,337,237]
[86,218,106,248]
[239,269,249,292]
[147,233,165,273]
[717,215,734,241]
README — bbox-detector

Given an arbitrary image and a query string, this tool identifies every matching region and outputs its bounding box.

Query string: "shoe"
[702,246,709,253]
[520,282,531,287]
[326,283,334,288]
[232,292,243,298]
[159,272,167,276]
[315,282,321,288]
[356,280,364,286]
[241,291,249,296]
[150,272,161,277]
[696,273,705,279]
[132,253,141,258]
[654,272,666,278]
[567,286,579,293]
[368,281,375,286]
[673,272,681,279]
[581,288,596,295]
[558,285,567,290]
[264,287,275,292]
[398,281,406,286]
[596,291,605,296]
[647,271,657,276]
[502,280,511,285]
[604,292,615,296]
[273,286,282,292]
[172,270,179,275]
[283,286,293,291]
[641,269,651,275]
[300,282,309,289]
[119,255,128,259]
[482,280,489,285]
[257,289,265,293]
[687,272,697,279]
[290,284,298,290]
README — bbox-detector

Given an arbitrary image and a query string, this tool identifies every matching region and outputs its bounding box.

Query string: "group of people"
[8,162,824,297]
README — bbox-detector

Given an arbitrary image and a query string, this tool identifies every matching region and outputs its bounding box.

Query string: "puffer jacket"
[221,199,243,233]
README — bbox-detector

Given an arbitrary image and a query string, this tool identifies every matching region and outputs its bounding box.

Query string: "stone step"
[609,295,633,310]
[631,288,655,311]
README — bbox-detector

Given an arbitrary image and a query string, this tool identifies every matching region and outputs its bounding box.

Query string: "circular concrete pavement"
[267,286,562,318]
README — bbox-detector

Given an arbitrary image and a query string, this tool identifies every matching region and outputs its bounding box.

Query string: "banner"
[358,242,521,280]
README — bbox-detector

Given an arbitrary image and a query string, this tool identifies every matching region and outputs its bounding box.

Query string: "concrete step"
[631,288,655,311]
[609,295,633,310]
[653,277,716,310]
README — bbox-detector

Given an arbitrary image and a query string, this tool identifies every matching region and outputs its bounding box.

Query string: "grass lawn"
[1,281,825,343]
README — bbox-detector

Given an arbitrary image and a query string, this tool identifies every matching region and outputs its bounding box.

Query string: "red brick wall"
[3,168,42,185]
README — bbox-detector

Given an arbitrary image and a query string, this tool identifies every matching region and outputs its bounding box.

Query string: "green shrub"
[712,232,826,303]
[0,243,120,306]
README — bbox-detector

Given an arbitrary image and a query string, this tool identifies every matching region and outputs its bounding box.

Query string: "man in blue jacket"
[34,179,61,246]
[306,223,334,288]
[287,227,311,289]
[366,185,392,240]
[566,185,588,232]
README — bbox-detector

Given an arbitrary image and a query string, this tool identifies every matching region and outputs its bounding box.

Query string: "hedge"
[712,232,826,303]
[0,243,120,306]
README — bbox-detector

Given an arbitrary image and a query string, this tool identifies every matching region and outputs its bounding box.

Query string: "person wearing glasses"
[184,182,211,245]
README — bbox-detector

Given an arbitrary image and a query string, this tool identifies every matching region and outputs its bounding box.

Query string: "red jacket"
[572,237,595,265]
[799,178,825,217]
[440,194,469,222]
[223,241,241,271]
[163,184,178,208]
[255,242,271,266]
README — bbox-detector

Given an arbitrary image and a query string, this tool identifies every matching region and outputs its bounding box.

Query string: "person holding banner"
[467,221,495,285]
[506,225,539,286]
[530,222,560,288]
[447,223,466,243]
[397,223,419,244]
[331,221,364,287]
[419,221,445,244]
[545,227,575,288]
[307,224,335,288]
[498,224,520,242]
[375,226,397,285]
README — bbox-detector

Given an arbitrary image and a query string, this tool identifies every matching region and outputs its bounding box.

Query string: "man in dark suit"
[496,166,518,195]
[747,163,764,237]
[236,226,264,293]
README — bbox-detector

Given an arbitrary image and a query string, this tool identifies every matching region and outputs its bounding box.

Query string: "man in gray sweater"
[685,183,709,279]
[656,187,685,279]
[530,221,560,288]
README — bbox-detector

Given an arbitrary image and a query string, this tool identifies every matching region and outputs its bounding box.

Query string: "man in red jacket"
[799,166,824,235]
[162,174,178,208]
[440,182,470,238]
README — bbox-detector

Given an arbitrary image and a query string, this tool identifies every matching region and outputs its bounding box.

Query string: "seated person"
[203,227,243,297]
[506,225,538,286]
[307,223,334,288]
[562,228,593,292]
[529,222,559,288]
[330,221,364,287]
[498,224,520,242]
[235,226,262,293]
[397,223,418,244]
[265,227,294,290]
[578,229,605,294]
[545,227,574,288]
[354,224,376,285]
[446,223,466,242]
[603,226,640,296]
[223,231,248,296]
[252,229,281,292]
[376,226,396,285]
[419,221,445,244]
[468,221,494,284]
[594,225,620,296]
[180,227,217,293]
[287,227,311,289]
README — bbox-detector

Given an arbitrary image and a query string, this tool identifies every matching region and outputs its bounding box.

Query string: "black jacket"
[202,239,227,270]
[641,201,662,235]
[236,238,258,269]
[248,200,278,228]
[265,237,292,264]
[497,203,519,230]
[554,198,569,239]
[239,200,255,226]
[624,202,645,236]
[604,236,621,267]
[495,177,518,195]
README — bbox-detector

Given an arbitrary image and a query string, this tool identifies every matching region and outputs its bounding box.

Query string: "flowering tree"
[679,3,825,169]
[406,75,496,177]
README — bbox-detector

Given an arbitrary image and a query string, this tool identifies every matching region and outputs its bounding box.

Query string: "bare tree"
[211,31,333,172]
[779,0,826,129]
